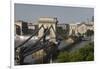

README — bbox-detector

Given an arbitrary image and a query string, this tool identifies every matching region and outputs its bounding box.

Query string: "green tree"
[69,51,84,62]
[56,42,94,62]
[85,30,94,37]
[57,51,70,62]
[86,52,94,61]
[57,27,68,39]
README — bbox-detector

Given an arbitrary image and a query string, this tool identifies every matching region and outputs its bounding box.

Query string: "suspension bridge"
[15,17,66,65]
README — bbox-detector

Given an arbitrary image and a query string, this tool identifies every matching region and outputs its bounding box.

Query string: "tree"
[57,51,70,62]
[70,42,94,61]
[56,42,94,62]
[86,52,94,61]
[57,27,68,40]
[69,51,84,62]
[85,30,94,37]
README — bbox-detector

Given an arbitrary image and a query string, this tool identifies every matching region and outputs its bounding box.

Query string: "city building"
[15,20,28,35]
[69,23,78,36]
[28,23,38,35]
[15,18,94,38]
[57,24,68,30]
[68,22,94,36]
[77,22,94,35]
[28,23,38,30]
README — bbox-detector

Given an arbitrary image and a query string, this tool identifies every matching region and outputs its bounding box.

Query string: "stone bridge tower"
[38,17,58,43]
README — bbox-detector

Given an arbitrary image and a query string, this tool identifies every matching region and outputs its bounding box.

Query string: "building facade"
[15,20,28,35]
[69,22,94,36]
[69,23,78,36]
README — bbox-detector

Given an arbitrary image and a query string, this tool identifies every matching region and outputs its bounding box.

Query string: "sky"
[15,3,94,24]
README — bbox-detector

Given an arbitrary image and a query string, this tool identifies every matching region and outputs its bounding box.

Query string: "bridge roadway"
[15,25,57,65]
[15,35,57,65]
[15,35,37,65]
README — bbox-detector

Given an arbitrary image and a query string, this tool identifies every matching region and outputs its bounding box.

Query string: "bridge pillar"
[38,17,58,43]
